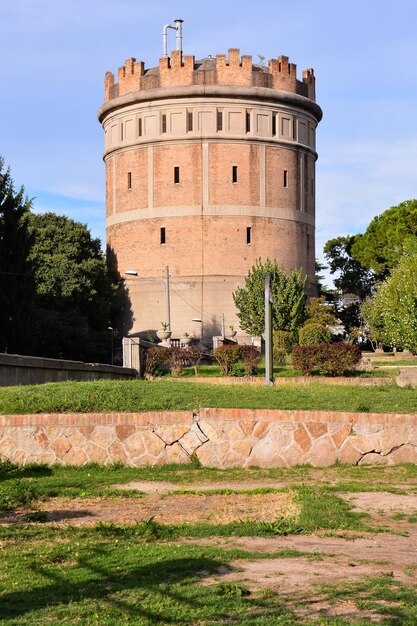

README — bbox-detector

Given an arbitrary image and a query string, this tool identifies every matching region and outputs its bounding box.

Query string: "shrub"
[273,330,296,355]
[145,346,170,376]
[213,344,241,375]
[274,347,286,366]
[238,345,262,375]
[146,346,205,377]
[168,347,185,377]
[292,342,362,376]
[183,345,204,375]
[298,322,331,346]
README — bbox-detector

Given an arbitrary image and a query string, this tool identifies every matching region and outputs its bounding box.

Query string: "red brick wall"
[209,143,260,207]
[113,148,148,212]
[153,144,202,207]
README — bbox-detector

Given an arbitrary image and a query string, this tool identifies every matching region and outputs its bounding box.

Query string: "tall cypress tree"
[0,158,35,354]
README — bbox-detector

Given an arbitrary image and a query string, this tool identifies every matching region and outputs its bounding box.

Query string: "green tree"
[351,200,417,277]
[0,158,35,354]
[305,296,337,326]
[298,321,332,345]
[323,235,374,299]
[28,213,120,362]
[361,253,417,353]
[298,296,335,346]
[232,258,306,336]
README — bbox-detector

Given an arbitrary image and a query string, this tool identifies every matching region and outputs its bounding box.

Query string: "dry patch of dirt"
[200,533,417,583]
[199,532,417,622]
[0,491,298,525]
[113,479,288,493]
[346,491,417,515]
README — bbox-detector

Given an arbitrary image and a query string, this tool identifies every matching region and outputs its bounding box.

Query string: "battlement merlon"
[103,49,317,102]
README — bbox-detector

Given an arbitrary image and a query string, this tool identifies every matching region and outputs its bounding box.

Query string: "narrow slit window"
[127,172,132,190]
[304,155,309,192]
[160,227,166,245]
[246,226,252,245]
[216,110,223,131]
[120,124,124,141]
[311,178,314,195]
[174,166,180,184]
[138,118,142,137]
[232,165,238,183]
[187,111,193,132]
[272,114,276,137]
[283,170,288,188]
[307,233,310,252]
[162,114,167,134]
[246,111,251,133]
[292,118,297,140]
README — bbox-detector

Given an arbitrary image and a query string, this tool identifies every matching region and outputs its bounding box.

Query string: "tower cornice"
[98,84,322,125]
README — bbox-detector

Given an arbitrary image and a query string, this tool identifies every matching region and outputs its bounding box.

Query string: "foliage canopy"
[351,200,417,277]
[28,212,120,361]
[361,253,417,353]
[0,158,120,362]
[323,235,374,299]
[232,258,306,336]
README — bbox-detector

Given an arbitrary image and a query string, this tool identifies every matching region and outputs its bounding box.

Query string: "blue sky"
[1,0,417,285]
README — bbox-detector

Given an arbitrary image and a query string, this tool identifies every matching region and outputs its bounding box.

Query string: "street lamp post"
[125,265,171,331]
[107,326,114,365]
[265,273,274,385]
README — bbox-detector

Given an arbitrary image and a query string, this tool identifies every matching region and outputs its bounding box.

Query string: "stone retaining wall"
[1,409,417,467]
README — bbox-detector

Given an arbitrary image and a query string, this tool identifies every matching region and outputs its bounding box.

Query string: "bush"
[146,346,205,377]
[298,322,331,346]
[213,344,241,375]
[238,345,262,375]
[168,347,185,377]
[145,346,170,376]
[273,330,296,355]
[183,345,203,365]
[274,347,286,366]
[292,342,362,376]
[183,345,204,375]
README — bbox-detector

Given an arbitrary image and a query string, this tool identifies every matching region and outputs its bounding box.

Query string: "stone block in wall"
[358,452,388,465]
[247,433,285,468]
[379,426,410,455]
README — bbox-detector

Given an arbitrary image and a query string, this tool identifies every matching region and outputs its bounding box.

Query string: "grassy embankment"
[0,377,416,415]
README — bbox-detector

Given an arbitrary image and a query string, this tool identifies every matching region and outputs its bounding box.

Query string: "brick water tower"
[98,20,322,344]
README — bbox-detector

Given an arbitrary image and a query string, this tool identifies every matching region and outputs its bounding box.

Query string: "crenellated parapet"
[104,48,317,102]
[215,49,253,87]
[159,50,196,87]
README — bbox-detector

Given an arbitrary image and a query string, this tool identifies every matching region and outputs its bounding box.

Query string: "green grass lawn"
[0,378,414,415]
[0,527,356,625]
[2,525,417,625]
[374,360,417,367]
[2,462,417,624]
[181,363,396,378]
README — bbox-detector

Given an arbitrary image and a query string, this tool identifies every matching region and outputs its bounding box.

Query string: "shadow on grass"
[0,462,52,482]
[0,509,94,525]
[0,548,232,623]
